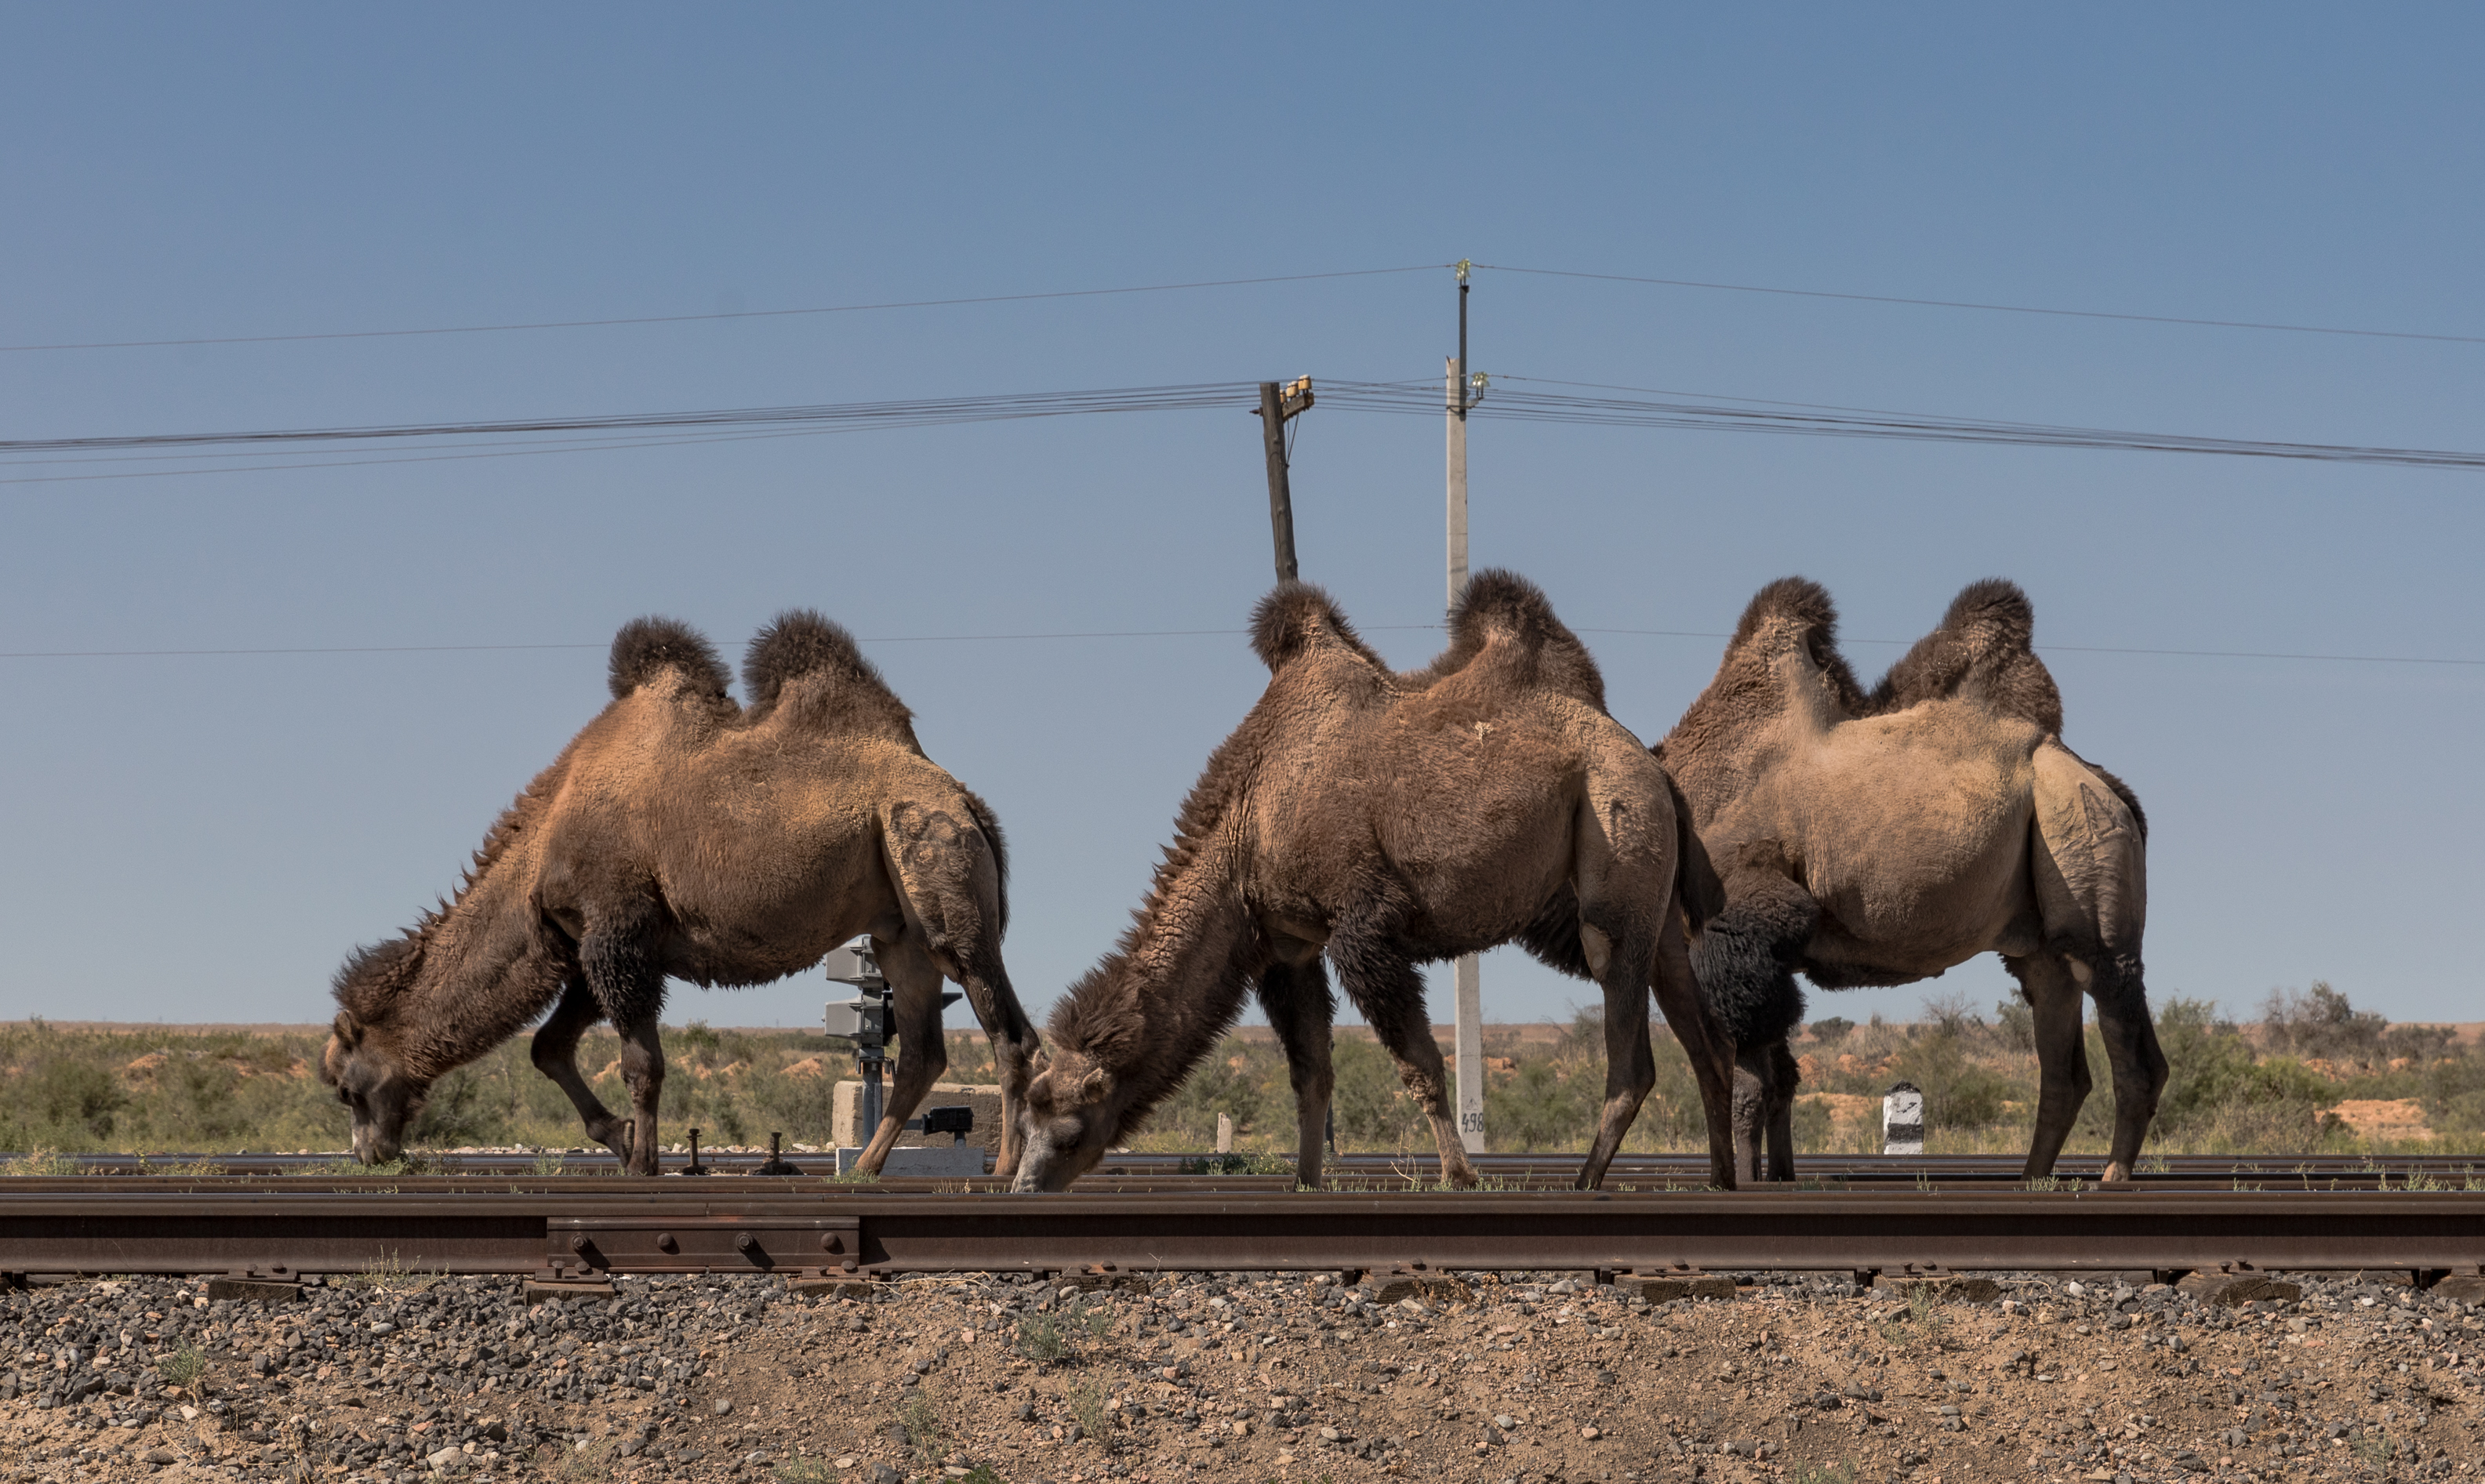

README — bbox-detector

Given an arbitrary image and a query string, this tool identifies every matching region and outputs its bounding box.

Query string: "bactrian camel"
[1658,577,2163,1183]
[1012,571,1737,1193]
[320,612,1037,1177]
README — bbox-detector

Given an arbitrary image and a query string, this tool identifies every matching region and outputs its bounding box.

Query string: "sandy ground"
[5,1265,2481,1484]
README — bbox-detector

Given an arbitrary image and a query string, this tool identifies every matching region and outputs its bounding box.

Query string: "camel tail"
[609,616,730,700]
[2069,749,2149,842]
[961,788,1011,938]
[1250,582,1371,671]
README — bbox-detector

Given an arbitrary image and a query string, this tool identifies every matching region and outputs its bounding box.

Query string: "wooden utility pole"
[1257,377,1313,582]
[1447,263,1485,1156]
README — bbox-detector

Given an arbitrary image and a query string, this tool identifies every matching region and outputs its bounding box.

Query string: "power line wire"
[1318,379,2485,471]
[13,375,2485,489]
[1473,263,2485,347]
[0,267,1448,353]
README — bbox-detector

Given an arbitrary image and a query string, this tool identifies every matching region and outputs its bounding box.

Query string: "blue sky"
[2,5,2479,1036]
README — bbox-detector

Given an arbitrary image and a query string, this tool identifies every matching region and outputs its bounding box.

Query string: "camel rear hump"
[742,608,917,741]
[1869,578,2062,733]
[1404,568,1608,709]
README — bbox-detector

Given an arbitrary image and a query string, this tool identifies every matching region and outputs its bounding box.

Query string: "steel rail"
[4,1186,2482,1283]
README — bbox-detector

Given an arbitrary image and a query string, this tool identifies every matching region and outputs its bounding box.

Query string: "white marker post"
[1883,1081,1926,1156]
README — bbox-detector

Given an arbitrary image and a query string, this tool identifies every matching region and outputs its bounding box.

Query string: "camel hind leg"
[852,932,954,1177]
[1255,956,1338,1189]
[2029,742,2163,1181]
[1571,919,1660,1192]
[2091,957,2166,1181]
[879,800,1036,1180]
[529,976,632,1162]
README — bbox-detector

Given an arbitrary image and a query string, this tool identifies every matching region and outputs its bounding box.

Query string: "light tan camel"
[319,612,1037,1177]
[1012,571,1737,1192]
[1657,577,2163,1183]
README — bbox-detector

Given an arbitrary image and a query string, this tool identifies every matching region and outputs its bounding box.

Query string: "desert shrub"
[1623,1021,1713,1152]
[406,1065,512,1148]
[1330,1038,1430,1151]
[1807,1017,1854,1046]
[27,1060,129,1141]
[2420,1048,2485,1134]
[1885,1024,2020,1130]
[738,1061,836,1147]
[1789,1093,1833,1153]
[2150,996,2261,1135]
[1151,1040,1286,1150]
[2261,981,2386,1062]
[1994,996,2035,1054]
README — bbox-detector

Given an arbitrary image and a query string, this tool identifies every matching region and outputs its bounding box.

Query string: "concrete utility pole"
[1447,262,1485,1156]
[1257,377,1313,582]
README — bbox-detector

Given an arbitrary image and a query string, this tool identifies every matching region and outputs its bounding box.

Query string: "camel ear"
[1077,1067,1111,1102]
[332,1010,363,1048]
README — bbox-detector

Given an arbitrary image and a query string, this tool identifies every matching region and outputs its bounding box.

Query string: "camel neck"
[1058,843,1264,1112]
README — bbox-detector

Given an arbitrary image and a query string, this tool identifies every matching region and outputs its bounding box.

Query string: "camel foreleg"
[853,934,952,1177]
[932,935,1037,1183]
[1689,873,1815,1185]
[1256,956,1338,1190]
[529,976,633,1163]
[2009,953,2091,1181]
[1650,909,1741,1190]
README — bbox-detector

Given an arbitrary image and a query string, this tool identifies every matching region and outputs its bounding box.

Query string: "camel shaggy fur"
[319,611,1036,1177]
[1658,577,2163,1183]
[1012,571,1736,1193]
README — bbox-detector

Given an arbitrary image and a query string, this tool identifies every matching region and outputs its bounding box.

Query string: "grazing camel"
[319,611,1037,1177]
[1012,571,1737,1193]
[1658,577,2163,1183]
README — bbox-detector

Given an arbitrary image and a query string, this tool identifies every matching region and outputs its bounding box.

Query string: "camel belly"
[1746,735,2039,979]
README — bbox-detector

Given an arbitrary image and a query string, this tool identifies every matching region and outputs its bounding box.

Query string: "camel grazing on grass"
[1658,577,2163,1184]
[319,611,1037,1177]
[1012,571,1737,1193]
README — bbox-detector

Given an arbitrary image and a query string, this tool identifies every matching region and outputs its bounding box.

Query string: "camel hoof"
[2101,1160,2132,1184]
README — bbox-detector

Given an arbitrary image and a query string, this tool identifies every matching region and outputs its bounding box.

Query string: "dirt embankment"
[8,1263,2483,1483]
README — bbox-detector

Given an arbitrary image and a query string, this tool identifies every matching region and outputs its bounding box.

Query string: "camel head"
[320,941,431,1165]
[1010,1047,1126,1192]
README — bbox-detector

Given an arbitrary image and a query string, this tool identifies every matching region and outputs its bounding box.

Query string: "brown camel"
[318,611,1037,1177]
[1657,577,2163,1183]
[1011,571,1737,1193]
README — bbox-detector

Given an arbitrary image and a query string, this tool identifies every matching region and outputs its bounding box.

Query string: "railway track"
[5,1163,2484,1289]
[44,1148,2485,1185]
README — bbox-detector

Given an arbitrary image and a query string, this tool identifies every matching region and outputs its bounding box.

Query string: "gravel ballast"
[4,1265,2483,1482]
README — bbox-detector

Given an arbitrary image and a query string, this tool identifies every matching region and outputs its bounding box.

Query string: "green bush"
[1885,1025,2021,1130]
